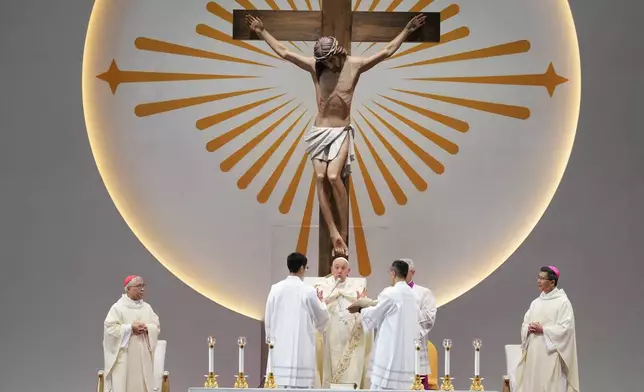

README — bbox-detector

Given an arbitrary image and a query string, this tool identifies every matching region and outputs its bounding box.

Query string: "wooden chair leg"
[502,376,510,392]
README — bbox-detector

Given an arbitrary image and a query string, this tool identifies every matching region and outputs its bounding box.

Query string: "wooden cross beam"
[232,0,440,277]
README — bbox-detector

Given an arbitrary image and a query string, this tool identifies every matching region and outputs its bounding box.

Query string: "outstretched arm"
[246,15,315,73]
[357,14,426,73]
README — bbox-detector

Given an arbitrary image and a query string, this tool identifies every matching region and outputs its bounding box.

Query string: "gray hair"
[400,258,415,271]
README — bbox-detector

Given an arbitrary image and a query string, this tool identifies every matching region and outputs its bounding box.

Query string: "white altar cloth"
[189,389,498,392]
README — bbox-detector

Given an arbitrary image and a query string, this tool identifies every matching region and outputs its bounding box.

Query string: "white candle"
[209,345,214,373]
[474,349,480,376]
[267,345,273,374]
[414,340,420,375]
[445,348,450,375]
[239,345,245,373]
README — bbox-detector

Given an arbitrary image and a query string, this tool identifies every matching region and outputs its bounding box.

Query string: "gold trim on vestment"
[331,316,364,383]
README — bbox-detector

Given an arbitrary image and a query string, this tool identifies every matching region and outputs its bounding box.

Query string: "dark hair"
[540,266,558,286]
[391,260,409,278]
[287,252,307,273]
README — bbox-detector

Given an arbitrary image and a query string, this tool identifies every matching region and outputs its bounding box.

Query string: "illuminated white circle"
[82,0,581,320]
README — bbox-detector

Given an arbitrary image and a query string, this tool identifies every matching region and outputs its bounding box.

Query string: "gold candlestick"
[204,336,218,388]
[264,337,278,388]
[469,375,484,391]
[469,339,484,391]
[234,337,249,388]
[410,374,424,390]
[440,375,454,391]
[234,372,249,389]
[204,372,219,388]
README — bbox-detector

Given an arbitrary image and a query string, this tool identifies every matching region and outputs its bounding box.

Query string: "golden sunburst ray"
[388,26,468,60]
[96,60,257,94]
[391,40,531,69]
[238,113,309,189]
[196,24,283,60]
[408,62,569,97]
[135,88,273,117]
[279,151,309,214]
[205,99,293,150]
[221,106,304,172]
[409,0,434,12]
[392,89,531,119]
[305,0,313,11]
[355,112,428,191]
[207,1,233,22]
[378,94,469,133]
[257,119,311,203]
[353,123,407,205]
[235,0,255,9]
[197,94,287,130]
[363,105,446,174]
[134,37,274,68]
[353,146,386,216]
[368,0,381,11]
[295,172,317,255]
[349,176,372,277]
[386,0,404,12]
[354,0,363,11]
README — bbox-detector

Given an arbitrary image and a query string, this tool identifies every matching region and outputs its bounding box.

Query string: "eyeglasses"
[131,284,146,288]
[537,276,551,281]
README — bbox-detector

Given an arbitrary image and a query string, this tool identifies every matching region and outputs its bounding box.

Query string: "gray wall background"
[0,0,641,391]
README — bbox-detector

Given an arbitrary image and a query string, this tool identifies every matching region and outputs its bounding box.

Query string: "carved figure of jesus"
[247,13,426,256]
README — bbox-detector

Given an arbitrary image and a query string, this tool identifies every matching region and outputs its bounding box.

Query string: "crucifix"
[233,0,440,278]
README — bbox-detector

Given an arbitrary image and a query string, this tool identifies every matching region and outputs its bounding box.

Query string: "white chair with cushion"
[97,339,169,392]
[502,344,522,392]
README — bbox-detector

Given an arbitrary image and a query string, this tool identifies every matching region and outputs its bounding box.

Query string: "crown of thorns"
[313,36,347,61]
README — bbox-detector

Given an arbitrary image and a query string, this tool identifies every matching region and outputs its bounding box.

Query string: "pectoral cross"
[233,0,440,277]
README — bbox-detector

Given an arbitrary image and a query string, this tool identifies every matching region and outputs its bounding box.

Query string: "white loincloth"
[304,125,356,178]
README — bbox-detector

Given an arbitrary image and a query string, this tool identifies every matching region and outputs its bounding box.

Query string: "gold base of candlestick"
[410,374,424,390]
[440,375,455,391]
[204,372,218,388]
[264,372,277,388]
[469,376,484,391]
[234,372,249,388]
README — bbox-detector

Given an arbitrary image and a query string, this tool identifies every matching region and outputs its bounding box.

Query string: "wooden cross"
[233,0,440,277]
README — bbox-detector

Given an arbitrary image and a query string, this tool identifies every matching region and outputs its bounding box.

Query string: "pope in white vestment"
[314,257,373,388]
[401,259,437,390]
[104,275,160,392]
[265,253,330,388]
[350,261,420,390]
[513,266,580,392]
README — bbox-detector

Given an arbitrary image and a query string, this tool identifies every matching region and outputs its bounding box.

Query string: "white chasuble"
[265,276,330,388]
[410,283,437,374]
[103,294,160,392]
[313,276,374,388]
[513,288,580,392]
[361,281,420,390]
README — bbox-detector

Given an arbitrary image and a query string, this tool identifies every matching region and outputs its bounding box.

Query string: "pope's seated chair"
[96,340,170,392]
[426,341,439,390]
[502,344,522,392]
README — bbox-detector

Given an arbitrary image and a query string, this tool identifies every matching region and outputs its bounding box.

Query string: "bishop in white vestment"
[104,275,161,392]
[513,266,580,392]
[401,259,437,390]
[315,257,373,388]
[349,260,420,390]
[265,252,330,388]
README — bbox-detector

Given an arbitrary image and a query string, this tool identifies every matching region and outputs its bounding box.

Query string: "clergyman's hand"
[245,14,265,33]
[357,288,367,299]
[347,303,361,314]
[317,288,324,302]
[528,322,543,334]
[131,322,144,334]
[405,14,426,33]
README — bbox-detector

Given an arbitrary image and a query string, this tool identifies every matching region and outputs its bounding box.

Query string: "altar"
[189,389,498,392]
